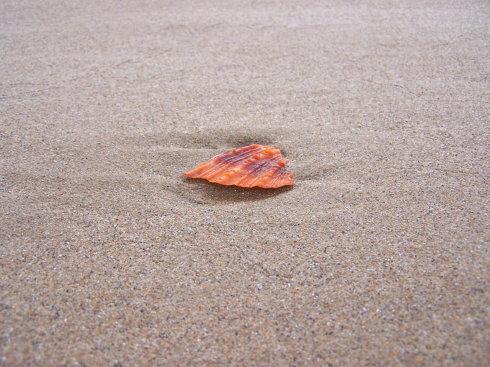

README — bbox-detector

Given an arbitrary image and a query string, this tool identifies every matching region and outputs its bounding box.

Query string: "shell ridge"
[186,145,261,177]
[236,156,280,187]
[185,144,293,188]
[270,169,286,188]
[194,146,264,178]
[214,145,261,163]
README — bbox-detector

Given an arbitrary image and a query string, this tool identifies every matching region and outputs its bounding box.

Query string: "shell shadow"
[182,178,293,204]
[226,134,274,148]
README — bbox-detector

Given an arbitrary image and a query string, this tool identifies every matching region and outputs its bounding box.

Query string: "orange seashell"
[185,144,294,188]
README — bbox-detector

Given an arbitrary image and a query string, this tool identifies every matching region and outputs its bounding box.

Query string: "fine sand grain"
[1,0,489,365]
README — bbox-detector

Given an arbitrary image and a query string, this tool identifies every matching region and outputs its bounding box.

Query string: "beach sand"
[1,0,488,365]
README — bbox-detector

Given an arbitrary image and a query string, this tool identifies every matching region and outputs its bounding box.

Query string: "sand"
[1,0,489,365]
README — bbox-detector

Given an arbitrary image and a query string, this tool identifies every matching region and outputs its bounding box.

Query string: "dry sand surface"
[1,0,489,365]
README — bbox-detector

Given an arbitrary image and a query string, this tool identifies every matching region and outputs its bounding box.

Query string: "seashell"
[185,144,294,188]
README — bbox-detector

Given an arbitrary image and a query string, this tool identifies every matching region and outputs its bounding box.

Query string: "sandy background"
[1,0,489,365]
